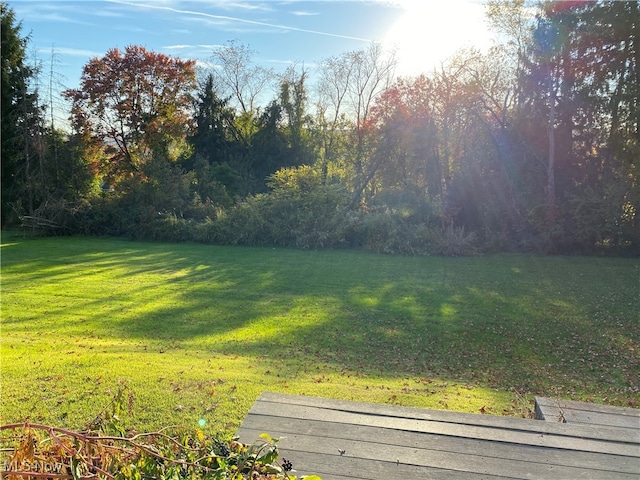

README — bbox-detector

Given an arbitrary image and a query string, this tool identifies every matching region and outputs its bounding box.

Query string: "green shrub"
[354,209,435,255]
[426,224,479,257]
[358,210,399,253]
[215,194,271,246]
[145,213,198,243]
[194,215,225,244]
[270,183,352,250]
[204,166,354,249]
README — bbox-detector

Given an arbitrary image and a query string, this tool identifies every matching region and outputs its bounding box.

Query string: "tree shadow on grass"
[3,237,639,406]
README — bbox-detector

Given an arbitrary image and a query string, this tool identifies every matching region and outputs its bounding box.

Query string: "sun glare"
[384,0,493,77]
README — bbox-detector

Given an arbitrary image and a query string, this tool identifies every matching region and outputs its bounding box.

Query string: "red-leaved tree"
[63,45,196,183]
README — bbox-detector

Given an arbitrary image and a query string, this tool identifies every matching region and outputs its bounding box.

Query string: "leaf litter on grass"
[2,237,638,432]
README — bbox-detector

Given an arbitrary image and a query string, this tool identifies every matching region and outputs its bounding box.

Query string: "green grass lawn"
[1,234,638,436]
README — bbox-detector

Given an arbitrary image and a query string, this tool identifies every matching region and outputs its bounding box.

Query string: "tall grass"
[1,234,638,435]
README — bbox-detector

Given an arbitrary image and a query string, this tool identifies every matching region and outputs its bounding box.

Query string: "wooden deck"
[535,395,640,430]
[236,392,640,480]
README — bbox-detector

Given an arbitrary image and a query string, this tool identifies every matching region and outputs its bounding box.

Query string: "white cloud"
[14,2,122,23]
[51,47,103,58]
[195,59,217,70]
[290,11,319,17]
[264,58,296,66]
[162,44,222,58]
[107,0,371,42]
[164,44,193,50]
[113,25,158,35]
[93,9,126,18]
[163,44,221,50]
[13,8,91,25]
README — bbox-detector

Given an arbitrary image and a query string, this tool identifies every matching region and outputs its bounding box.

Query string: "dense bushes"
[20,159,637,257]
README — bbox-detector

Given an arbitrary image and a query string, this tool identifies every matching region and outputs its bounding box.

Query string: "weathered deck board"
[535,396,640,431]
[236,392,640,480]
[239,415,637,471]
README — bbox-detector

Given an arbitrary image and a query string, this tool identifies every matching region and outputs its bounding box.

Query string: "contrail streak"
[107,0,371,43]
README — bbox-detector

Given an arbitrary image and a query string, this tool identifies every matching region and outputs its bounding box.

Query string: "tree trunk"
[546,68,556,208]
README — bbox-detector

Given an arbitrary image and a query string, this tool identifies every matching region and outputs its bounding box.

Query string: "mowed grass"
[1,234,638,436]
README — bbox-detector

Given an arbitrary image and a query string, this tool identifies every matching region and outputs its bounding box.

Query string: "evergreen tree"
[1,2,42,225]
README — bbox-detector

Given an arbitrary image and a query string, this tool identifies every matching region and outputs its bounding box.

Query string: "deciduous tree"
[63,45,196,184]
[317,43,396,206]
[210,40,272,116]
[279,65,314,167]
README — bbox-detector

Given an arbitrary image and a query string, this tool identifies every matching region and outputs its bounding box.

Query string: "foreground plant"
[1,424,319,480]
[1,387,320,480]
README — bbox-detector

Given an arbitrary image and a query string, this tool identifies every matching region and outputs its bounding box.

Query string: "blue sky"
[11,0,494,117]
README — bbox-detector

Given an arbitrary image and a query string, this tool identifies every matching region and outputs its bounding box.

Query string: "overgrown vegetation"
[1,1,638,256]
[1,385,319,479]
[2,236,638,436]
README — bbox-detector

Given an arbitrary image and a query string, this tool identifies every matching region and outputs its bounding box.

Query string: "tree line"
[2,1,638,255]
